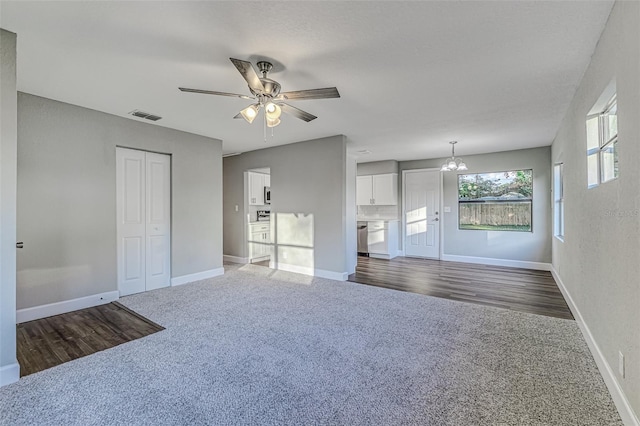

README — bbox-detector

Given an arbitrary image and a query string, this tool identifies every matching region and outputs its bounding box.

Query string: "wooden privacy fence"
[459,201,531,227]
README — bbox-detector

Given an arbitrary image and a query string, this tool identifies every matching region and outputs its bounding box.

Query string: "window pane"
[459,201,531,232]
[601,138,619,183]
[603,100,617,142]
[553,163,564,238]
[586,115,600,150]
[558,200,564,238]
[587,153,599,187]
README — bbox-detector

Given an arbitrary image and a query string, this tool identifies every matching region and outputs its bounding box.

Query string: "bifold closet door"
[116,147,171,296]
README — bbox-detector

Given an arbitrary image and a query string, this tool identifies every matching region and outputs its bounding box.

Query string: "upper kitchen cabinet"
[356,173,398,205]
[248,171,269,205]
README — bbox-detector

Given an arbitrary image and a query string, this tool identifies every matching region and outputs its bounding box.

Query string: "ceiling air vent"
[129,110,162,121]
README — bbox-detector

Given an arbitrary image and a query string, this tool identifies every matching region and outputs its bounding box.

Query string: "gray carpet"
[0,263,622,425]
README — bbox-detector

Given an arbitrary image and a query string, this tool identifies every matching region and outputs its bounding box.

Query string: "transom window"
[586,94,618,187]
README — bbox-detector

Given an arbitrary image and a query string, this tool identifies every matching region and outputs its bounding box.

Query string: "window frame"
[457,169,533,233]
[553,163,564,241]
[587,94,618,188]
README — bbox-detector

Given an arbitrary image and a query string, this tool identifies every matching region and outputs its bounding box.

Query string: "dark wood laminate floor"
[17,302,164,377]
[348,256,574,320]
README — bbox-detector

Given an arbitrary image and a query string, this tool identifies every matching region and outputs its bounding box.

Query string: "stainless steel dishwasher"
[357,222,369,255]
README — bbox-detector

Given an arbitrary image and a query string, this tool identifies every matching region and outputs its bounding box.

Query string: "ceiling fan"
[179,58,340,128]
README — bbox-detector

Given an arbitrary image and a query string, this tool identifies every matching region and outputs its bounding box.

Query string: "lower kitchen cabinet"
[368,220,399,259]
[248,222,271,261]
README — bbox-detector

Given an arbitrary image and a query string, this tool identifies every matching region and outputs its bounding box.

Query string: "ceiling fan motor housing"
[250,61,281,97]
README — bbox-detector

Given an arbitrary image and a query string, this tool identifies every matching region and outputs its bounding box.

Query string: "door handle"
[16,241,24,249]
[434,218,439,221]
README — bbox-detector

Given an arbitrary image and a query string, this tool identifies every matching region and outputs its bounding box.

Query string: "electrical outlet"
[618,351,625,378]
[282,252,288,260]
[235,205,239,212]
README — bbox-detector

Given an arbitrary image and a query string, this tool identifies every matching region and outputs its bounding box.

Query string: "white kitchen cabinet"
[356,176,373,206]
[356,174,398,206]
[368,220,399,259]
[249,222,271,260]
[248,172,269,205]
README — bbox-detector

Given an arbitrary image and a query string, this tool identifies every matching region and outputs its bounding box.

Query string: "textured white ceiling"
[1,1,613,163]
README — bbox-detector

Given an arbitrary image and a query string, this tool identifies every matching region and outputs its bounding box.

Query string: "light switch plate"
[444,206,451,213]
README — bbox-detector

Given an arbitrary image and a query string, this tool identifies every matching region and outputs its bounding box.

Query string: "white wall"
[0,29,20,386]
[551,1,639,423]
[17,93,223,309]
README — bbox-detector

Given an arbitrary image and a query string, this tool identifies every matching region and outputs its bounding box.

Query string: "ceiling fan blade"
[278,87,340,100]
[280,103,317,122]
[229,58,265,92]
[179,87,254,100]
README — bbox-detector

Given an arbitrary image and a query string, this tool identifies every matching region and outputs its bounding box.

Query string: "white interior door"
[145,152,171,291]
[403,169,440,258]
[117,148,170,296]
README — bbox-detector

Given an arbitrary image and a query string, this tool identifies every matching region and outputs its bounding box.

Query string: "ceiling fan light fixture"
[265,102,282,120]
[240,104,260,123]
[266,116,281,128]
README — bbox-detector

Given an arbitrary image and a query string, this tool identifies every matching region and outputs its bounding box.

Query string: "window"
[553,163,564,240]
[458,170,533,232]
[587,94,618,187]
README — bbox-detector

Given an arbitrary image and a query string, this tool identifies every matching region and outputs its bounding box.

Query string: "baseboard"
[441,254,552,271]
[370,253,392,260]
[0,362,20,387]
[16,291,119,324]
[269,262,349,281]
[171,267,225,286]
[223,255,249,264]
[551,266,639,426]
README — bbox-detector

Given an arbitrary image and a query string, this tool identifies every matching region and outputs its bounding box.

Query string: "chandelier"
[440,141,468,172]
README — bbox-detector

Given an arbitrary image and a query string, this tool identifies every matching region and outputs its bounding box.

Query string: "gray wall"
[0,29,18,384]
[399,147,552,263]
[17,93,223,309]
[223,135,354,276]
[552,0,640,418]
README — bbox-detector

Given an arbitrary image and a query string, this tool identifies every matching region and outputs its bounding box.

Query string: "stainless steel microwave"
[264,186,271,204]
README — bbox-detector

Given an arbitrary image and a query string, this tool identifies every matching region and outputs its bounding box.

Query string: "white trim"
[551,266,639,426]
[223,255,249,264]
[269,262,349,281]
[171,267,224,286]
[370,253,395,260]
[441,254,552,271]
[397,250,405,257]
[0,363,20,387]
[250,255,270,263]
[16,291,119,324]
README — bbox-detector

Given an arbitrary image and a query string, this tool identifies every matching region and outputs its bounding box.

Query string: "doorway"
[116,147,171,296]
[403,169,441,259]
